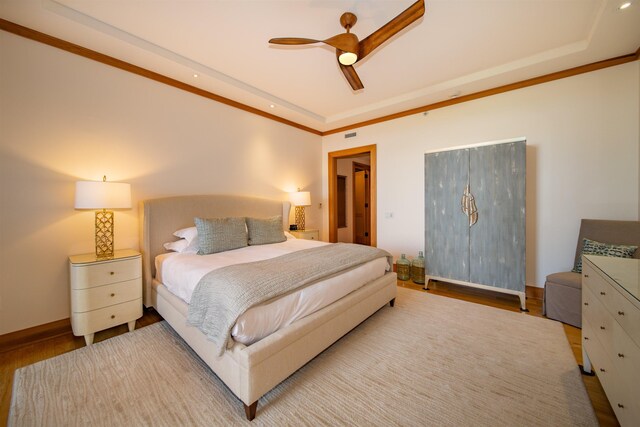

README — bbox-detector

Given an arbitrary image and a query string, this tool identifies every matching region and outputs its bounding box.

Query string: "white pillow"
[284,231,296,240]
[184,237,199,253]
[164,238,199,253]
[164,239,189,252]
[173,226,197,243]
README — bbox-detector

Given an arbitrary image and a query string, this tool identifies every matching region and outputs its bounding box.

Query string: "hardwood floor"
[1,283,618,426]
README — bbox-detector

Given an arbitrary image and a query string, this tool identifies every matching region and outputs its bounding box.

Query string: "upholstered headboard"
[139,195,290,307]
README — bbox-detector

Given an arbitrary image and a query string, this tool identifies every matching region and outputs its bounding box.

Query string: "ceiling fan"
[269,0,425,91]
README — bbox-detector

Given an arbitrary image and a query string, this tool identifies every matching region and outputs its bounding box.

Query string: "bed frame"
[139,195,397,420]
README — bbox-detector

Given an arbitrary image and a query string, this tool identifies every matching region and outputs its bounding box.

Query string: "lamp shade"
[289,191,311,207]
[75,180,131,209]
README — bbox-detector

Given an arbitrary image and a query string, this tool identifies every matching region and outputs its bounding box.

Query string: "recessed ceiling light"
[619,2,631,9]
[193,73,199,78]
[269,104,276,109]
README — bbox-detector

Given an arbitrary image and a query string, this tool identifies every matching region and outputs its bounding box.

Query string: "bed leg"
[389,298,395,307]
[244,401,258,421]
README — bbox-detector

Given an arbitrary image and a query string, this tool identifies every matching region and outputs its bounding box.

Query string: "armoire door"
[468,141,526,291]
[424,149,470,282]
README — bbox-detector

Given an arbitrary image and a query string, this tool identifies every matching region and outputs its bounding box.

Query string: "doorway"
[328,144,377,246]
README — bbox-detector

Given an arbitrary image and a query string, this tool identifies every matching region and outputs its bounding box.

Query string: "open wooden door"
[353,162,371,245]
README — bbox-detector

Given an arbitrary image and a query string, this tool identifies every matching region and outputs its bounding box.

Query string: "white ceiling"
[1,0,639,132]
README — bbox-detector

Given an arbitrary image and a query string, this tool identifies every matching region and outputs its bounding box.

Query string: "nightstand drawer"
[71,278,142,312]
[70,257,141,289]
[71,298,142,336]
[290,229,319,240]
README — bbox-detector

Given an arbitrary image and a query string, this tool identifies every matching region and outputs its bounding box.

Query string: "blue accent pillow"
[572,238,637,273]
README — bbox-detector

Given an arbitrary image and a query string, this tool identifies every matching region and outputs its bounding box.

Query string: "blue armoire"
[424,139,526,309]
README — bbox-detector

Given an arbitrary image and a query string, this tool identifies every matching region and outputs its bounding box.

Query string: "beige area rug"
[10,288,597,426]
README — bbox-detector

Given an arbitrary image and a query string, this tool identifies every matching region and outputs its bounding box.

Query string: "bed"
[139,195,397,420]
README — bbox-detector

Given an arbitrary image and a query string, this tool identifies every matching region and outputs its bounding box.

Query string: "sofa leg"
[389,298,395,307]
[244,401,258,421]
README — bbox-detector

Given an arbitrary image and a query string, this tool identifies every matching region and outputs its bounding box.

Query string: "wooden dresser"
[581,255,640,426]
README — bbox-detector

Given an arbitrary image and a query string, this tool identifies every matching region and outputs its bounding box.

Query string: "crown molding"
[0,18,322,136]
[1,19,637,138]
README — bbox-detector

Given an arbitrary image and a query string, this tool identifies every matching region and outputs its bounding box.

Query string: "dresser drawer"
[583,320,631,426]
[610,364,640,427]
[71,298,142,336]
[614,402,640,427]
[71,278,142,313]
[612,289,640,348]
[612,320,640,396]
[70,257,141,289]
[583,286,613,350]
[583,318,616,391]
[583,263,616,315]
[582,317,601,363]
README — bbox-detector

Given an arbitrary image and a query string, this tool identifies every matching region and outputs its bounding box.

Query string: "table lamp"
[75,176,131,258]
[289,190,311,231]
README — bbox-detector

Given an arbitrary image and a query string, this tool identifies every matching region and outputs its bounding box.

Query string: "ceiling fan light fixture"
[338,51,358,66]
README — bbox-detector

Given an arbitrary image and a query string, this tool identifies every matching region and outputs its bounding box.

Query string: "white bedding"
[155,239,389,345]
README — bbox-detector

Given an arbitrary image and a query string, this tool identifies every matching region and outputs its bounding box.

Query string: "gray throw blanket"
[187,243,392,356]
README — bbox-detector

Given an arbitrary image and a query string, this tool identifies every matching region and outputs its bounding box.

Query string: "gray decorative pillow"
[246,215,286,246]
[572,238,638,273]
[194,217,247,255]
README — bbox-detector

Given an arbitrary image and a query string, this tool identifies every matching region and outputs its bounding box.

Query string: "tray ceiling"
[1,0,638,132]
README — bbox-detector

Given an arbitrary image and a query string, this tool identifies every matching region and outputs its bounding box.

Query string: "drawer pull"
[110,315,115,319]
[617,353,624,358]
[599,291,606,296]
[110,293,115,297]
[617,311,625,316]
[110,271,115,275]
[583,302,589,306]
[584,336,589,340]
[584,274,589,278]
[599,368,606,372]
[600,326,605,330]
[617,404,624,409]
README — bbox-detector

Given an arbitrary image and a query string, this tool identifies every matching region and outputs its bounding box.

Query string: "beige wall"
[323,61,640,288]
[336,155,370,243]
[0,32,322,335]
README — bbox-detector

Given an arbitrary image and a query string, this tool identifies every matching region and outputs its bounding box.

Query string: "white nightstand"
[289,229,320,241]
[69,249,143,345]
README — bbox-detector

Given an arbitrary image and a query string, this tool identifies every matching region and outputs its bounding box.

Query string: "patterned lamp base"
[95,209,114,258]
[294,206,306,231]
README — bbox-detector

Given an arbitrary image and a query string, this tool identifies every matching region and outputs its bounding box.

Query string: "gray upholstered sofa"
[543,219,640,328]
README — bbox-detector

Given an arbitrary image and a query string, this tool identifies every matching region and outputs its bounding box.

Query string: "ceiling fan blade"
[337,54,364,90]
[358,0,425,60]
[323,33,359,53]
[269,37,322,45]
